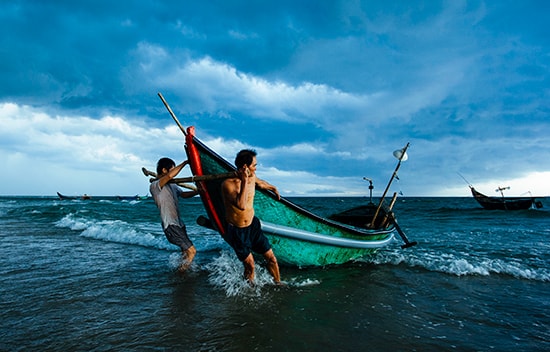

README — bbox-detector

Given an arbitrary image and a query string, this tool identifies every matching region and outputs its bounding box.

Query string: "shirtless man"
[150,158,199,272]
[221,149,282,284]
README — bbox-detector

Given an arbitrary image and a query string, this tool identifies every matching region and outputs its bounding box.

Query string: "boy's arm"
[158,160,188,188]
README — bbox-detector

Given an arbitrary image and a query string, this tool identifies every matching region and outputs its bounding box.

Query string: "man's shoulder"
[222,177,239,189]
[223,177,239,184]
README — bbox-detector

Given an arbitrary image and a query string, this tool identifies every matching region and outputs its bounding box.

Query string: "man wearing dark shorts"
[223,217,271,262]
[221,149,281,284]
[151,157,199,272]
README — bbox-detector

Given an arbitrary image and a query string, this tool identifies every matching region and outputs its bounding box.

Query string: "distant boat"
[116,195,139,201]
[469,186,543,210]
[57,192,91,200]
[116,195,150,201]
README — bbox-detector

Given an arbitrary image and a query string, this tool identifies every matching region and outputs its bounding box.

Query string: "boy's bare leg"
[178,245,196,272]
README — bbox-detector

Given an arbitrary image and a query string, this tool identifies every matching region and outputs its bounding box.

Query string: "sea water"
[0,196,548,351]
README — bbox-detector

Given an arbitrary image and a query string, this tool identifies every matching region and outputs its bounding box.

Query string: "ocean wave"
[371,249,550,282]
[54,213,225,252]
[55,214,176,250]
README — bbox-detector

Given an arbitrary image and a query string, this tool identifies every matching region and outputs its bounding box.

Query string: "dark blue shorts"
[223,217,271,261]
[164,224,193,251]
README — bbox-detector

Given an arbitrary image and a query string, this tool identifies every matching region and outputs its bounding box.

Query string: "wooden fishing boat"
[470,186,542,210]
[152,93,416,266]
[183,126,405,266]
[57,192,91,200]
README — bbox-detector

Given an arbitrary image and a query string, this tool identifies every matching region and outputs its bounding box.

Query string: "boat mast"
[369,142,410,228]
[496,186,510,198]
[363,177,374,204]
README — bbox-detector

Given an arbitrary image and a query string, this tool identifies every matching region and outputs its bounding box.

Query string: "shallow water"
[1,196,548,351]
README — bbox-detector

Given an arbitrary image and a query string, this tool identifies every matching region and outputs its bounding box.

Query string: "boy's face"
[163,164,175,175]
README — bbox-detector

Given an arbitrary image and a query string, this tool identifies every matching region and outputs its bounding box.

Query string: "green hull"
[267,235,378,266]
[185,127,394,266]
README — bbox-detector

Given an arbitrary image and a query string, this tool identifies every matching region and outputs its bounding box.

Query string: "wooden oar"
[377,192,399,228]
[388,212,417,249]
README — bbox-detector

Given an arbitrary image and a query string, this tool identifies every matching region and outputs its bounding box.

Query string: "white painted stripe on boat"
[260,221,394,249]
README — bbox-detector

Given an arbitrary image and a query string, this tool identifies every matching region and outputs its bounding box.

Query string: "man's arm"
[221,169,251,211]
[256,178,280,200]
[221,179,240,210]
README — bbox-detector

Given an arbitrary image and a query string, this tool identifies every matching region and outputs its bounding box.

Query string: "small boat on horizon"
[469,186,543,210]
[57,192,91,200]
[116,195,149,201]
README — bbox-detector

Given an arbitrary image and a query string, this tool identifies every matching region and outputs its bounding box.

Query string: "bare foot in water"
[177,246,196,273]
[177,260,192,273]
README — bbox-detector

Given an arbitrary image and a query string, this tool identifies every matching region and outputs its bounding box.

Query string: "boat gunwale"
[261,220,394,248]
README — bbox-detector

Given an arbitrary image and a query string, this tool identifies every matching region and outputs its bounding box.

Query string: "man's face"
[247,156,257,174]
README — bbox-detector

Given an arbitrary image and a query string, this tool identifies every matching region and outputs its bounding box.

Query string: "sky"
[1,0,549,197]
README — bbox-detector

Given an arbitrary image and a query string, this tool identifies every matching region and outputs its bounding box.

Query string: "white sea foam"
[205,250,282,297]
[205,250,321,297]
[82,221,171,250]
[55,213,226,253]
[285,277,321,287]
[371,248,550,282]
[167,252,201,273]
[55,213,173,250]
[55,213,89,231]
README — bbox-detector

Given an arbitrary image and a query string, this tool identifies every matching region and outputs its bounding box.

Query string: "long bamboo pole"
[142,167,236,184]
[158,92,187,136]
[171,172,236,183]
[141,167,198,190]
